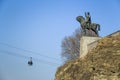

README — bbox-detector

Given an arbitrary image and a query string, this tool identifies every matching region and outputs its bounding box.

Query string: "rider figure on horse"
[85,12,91,29]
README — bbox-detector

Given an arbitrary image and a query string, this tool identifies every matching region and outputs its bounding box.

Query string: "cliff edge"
[55,35,120,80]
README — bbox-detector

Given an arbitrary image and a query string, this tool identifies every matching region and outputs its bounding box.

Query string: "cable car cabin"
[28,57,33,66]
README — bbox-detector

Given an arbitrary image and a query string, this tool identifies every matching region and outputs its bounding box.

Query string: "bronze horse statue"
[76,16,100,36]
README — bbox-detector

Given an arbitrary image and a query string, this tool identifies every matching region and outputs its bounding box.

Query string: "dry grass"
[55,35,120,80]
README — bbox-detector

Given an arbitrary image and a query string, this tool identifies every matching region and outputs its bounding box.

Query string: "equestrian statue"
[76,12,100,37]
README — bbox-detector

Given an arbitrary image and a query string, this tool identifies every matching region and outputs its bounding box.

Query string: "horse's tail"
[97,24,100,31]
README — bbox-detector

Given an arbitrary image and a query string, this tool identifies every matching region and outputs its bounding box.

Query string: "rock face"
[55,35,120,80]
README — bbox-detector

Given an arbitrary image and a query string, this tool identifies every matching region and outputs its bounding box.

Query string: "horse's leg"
[92,25,98,36]
[95,26,99,36]
[98,24,100,31]
[81,25,86,36]
[82,24,87,36]
[95,25,100,36]
[83,29,86,36]
[96,30,99,36]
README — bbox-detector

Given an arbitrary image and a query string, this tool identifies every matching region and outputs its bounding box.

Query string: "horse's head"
[76,16,86,29]
[76,16,85,23]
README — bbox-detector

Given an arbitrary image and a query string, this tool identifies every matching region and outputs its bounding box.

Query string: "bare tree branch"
[61,28,83,62]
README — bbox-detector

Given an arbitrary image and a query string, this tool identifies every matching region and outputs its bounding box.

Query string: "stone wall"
[107,30,120,37]
[80,30,120,58]
[80,36,101,58]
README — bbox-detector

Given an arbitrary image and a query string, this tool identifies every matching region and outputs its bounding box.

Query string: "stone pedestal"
[80,36,101,58]
[84,29,98,37]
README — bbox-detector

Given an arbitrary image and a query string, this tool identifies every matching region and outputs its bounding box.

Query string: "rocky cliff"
[55,35,120,80]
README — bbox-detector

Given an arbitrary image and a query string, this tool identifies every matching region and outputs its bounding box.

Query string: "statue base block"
[83,29,98,37]
[80,36,101,58]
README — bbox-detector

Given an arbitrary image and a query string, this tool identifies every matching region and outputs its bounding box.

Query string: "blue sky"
[0,0,120,80]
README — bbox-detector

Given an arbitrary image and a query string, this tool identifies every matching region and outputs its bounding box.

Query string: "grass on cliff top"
[55,35,120,80]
